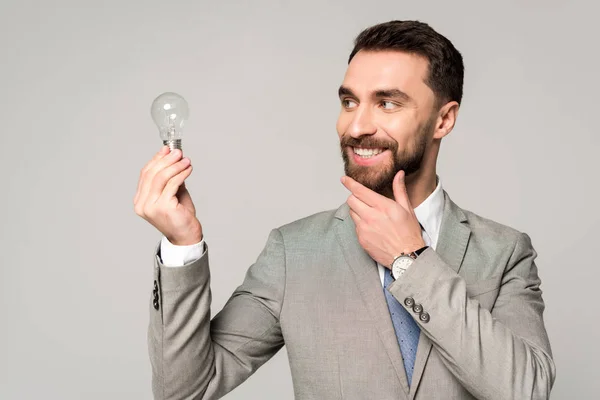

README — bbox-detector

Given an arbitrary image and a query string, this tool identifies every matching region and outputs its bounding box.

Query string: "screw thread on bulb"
[163,139,182,151]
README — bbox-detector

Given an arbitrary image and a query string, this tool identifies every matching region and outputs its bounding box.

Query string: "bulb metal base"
[163,139,182,151]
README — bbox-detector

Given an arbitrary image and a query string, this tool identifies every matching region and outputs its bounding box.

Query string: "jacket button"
[404,297,415,307]
[413,304,423,313]
[153,280,159,300]
[419,312,430,323]
[153,298,159,310]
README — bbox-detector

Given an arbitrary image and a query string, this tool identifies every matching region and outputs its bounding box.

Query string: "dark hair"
[348,20,464,107]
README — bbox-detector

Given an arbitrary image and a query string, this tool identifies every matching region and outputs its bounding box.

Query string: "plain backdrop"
[0,0,598,399]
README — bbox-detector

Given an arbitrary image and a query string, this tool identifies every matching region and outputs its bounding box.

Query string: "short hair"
[348,20,464,107]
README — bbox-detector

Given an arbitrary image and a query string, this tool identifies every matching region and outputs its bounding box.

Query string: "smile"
[350,147,388,166]
[353,147,385,157]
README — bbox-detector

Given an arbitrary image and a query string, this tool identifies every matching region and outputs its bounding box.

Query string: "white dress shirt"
[160,176,445,287]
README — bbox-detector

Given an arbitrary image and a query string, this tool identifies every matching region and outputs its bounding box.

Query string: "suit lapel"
[333,189,471,399]
[334,205,411,397]
[408,190,471,399]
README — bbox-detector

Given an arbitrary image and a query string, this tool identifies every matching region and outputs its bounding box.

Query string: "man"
[134,20,555,400]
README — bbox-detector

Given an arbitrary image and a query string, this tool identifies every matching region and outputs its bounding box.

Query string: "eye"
[342,98,358,109]
[380,100,397,110]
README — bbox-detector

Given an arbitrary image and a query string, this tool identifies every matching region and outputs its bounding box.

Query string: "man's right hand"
[134,145,203,246]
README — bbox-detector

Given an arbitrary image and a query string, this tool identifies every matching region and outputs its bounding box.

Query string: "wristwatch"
[390,246,429,280]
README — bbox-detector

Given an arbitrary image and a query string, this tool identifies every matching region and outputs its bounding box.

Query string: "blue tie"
[383,262,420,386]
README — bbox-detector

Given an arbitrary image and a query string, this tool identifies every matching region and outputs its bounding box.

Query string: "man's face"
[337,50,438,196]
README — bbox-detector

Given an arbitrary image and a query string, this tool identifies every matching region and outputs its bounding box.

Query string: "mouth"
[349,146,389,166]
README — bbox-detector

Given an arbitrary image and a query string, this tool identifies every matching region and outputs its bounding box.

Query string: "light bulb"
[150,92,189,151]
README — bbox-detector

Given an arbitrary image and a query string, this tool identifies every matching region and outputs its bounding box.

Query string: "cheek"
[379,113,419,146]
[336,112,349,136]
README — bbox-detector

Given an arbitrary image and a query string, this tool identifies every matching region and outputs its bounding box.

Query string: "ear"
[432,100,460,140]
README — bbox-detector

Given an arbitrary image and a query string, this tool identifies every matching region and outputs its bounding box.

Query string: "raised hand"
[134,146,202,245]
[341,170,425,268]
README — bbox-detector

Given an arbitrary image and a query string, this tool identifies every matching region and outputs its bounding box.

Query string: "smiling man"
[140,20,555,400]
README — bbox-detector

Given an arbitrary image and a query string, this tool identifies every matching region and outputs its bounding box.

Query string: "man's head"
[338,20,464,197]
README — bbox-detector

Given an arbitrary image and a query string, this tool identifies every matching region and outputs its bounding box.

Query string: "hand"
[341,170,425,268]
[134,146,202,246]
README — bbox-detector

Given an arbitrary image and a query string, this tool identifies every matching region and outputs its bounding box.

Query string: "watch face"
[392,256,414,279]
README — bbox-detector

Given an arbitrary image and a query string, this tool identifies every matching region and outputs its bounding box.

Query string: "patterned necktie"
[382,224,429,386]
[383,268,420,386]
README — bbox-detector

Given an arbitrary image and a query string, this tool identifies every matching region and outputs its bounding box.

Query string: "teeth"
[353,147,384,157]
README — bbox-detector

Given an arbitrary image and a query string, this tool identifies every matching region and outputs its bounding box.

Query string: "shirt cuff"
[159,235,205,267]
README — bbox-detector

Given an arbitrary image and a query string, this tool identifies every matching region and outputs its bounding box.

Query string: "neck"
[401,139,440,209]
[403,169,438,209]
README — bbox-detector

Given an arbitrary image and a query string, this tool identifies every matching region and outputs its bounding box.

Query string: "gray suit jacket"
[148,190,556,399]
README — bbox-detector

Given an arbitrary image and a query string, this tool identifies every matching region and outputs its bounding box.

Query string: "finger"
[341,176,381,207]
[392,170,410,210]
[347,193,370,220]
[147,156,191,204]
[349,208,361,223]
[134,146,170,205]
[138,148,184,208]
[160,163,193,202]
[143,146,171,176]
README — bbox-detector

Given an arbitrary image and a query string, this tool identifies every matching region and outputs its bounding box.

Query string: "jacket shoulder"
[275,206,341,240]
[459,204,528,247]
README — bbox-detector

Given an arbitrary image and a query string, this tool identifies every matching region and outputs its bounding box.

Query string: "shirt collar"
[413,174,444,243]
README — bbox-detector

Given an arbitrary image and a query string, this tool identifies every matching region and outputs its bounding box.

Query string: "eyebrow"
[338,86,355,98]
[338,85,412,103]
[374,89,411,103]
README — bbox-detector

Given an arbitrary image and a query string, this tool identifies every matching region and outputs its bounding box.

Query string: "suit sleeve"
[159,235,205,267]
[387,232,556,400]
[148,228,286,400]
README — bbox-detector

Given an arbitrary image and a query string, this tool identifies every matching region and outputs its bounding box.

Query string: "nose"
[347,106,377,139]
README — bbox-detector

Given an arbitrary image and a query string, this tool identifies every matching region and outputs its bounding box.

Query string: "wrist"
[388,242,428,268]
[168,230,203,246]
[390,240,426,262]
[406,239,427,254]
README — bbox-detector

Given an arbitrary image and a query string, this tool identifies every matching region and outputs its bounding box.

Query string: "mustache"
[341,138,395,149]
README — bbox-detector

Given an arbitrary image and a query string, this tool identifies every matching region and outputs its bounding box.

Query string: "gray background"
[0,0,597,398]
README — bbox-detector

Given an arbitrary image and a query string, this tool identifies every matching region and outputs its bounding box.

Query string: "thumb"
[393,170,409,207]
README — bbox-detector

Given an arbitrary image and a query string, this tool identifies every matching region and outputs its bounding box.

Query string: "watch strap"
[403,245,430,260]
[414,245,429,257]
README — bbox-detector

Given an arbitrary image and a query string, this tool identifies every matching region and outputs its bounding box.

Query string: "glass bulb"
[150,92,189,151]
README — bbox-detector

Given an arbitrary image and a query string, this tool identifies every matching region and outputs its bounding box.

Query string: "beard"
[339,116,435,197]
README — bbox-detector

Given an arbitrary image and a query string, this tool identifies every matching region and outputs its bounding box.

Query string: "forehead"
[342,50,431,98]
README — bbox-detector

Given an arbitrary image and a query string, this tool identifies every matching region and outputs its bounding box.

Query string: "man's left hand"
[341,170,426,268]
